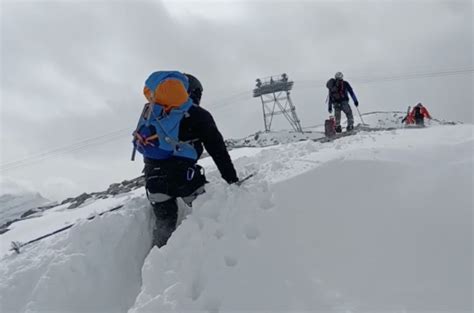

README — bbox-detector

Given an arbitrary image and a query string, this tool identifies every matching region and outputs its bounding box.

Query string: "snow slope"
[0,124,472,313]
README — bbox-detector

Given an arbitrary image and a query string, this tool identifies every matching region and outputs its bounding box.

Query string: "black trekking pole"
[356,107,368,126]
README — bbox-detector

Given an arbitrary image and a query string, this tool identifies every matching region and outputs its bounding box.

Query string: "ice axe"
[236,172,256,186]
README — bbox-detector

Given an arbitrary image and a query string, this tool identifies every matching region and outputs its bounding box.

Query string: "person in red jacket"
[402,103,432,126]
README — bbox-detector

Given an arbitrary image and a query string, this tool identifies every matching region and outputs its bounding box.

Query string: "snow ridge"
[0,123,472,313]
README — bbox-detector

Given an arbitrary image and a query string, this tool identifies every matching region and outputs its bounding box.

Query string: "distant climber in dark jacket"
[326,72,359,132]
[133,71,239,248]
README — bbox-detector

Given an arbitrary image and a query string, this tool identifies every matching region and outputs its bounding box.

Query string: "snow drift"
[0,194,153,313]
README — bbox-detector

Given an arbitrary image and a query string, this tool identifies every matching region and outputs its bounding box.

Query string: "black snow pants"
[144,159,206,247]
[333,100,354,128]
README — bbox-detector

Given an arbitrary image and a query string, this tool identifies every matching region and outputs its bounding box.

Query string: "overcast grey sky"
[1,0,472,200]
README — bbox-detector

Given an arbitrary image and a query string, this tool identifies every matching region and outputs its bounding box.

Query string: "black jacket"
[327,79,358,106]
[144,105,238,184]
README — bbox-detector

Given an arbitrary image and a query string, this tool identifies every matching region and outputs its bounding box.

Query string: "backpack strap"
[338,80,345,98]
[149,100,198,160]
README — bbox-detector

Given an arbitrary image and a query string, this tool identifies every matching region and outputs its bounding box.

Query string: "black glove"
[234,173,255,186]
[354,101,359,107]
[227,177,239,185]
[328,107,332,114]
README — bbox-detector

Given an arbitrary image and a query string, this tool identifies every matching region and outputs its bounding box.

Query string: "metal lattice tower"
[253,73,303,133]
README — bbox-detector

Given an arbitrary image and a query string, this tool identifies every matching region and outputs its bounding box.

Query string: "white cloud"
[42,176,80,201]
[0,176,38,196]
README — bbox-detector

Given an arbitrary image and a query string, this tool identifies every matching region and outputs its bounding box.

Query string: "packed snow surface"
[0,124,472,313]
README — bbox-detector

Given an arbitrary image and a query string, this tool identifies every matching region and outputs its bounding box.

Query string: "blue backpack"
[132,71,198,161]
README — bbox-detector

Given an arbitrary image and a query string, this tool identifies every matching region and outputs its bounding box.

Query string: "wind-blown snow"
[0,178,50,226]
[0,124,472,313]
[0,193,49,225]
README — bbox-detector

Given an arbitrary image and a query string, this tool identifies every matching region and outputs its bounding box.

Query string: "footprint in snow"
[203,296,221,313]
[224,255,238,267]
[214,229,224,240]
[244,224,260,240]
[258,196,274,211]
